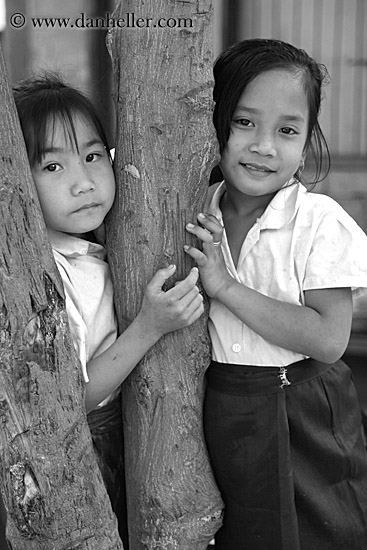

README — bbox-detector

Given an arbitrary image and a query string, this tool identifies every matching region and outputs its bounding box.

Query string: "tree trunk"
[0,39,123,550]
[106,1,223,548]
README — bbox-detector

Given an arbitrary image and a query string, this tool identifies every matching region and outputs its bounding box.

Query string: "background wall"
[2,0,115,142]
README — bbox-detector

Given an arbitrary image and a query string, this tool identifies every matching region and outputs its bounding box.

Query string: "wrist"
[134,310,164,344]
[215,276,238,302]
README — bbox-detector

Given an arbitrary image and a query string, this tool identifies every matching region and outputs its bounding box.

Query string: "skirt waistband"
[206,358,336,396]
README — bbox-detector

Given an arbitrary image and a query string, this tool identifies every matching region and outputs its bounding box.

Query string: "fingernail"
[168,264,175,269]
[198,213,205,219]
[186,223,195,229]
[183,245,190,250]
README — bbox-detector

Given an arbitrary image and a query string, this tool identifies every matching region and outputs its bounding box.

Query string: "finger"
[198,212,223,233]
[186,223,215,245]
[184,298,205,325]
[197,213,223,245]
[177,283,203,310]
[175,290,205,327]
[183,245,208,267]
[192,299,205,321]
[165,267,199,301]
[148,264,176,293]
[175,281,202,309]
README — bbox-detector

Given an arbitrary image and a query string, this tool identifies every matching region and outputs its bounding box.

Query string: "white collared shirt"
[205,181,367,366]
[48,230,118,405]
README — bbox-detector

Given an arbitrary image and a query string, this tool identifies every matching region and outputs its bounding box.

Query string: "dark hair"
[213,38,330,185]
[13,72,111,167]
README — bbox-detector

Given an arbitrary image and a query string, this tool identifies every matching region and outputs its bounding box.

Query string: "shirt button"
[232,343,241,353]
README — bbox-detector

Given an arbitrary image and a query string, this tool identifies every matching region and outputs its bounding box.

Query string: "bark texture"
[106,1,223,548]
[0,41,123,549]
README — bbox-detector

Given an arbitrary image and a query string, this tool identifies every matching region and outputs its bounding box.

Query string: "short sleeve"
[303,205,367,298]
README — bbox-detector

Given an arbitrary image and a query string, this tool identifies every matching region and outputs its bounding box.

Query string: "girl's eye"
[86,152,102,162]
[280,127,297,135]
[235,118,254,127]
[45,163,61,172]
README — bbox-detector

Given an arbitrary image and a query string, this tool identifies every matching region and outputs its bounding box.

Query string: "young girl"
[13,74,204,548]
[185,39,367,550]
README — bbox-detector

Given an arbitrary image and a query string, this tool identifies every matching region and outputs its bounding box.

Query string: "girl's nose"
[71,164,96,195]
[248,132,276,157]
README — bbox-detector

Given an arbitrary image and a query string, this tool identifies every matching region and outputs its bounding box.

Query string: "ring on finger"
[213,241,221,247]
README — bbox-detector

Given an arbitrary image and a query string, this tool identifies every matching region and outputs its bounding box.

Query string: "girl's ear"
[294,157,305,183]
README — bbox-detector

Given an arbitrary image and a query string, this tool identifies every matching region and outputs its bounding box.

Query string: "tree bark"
[0,39,123,549]
[106,1,223,548]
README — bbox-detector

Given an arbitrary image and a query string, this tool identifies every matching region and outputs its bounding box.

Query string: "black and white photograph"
[0,1,367,549]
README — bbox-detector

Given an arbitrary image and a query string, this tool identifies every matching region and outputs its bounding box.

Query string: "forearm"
[85,313,160,413]
[84,265,204,412]
[184,213,353,363]
[217,280,352,363]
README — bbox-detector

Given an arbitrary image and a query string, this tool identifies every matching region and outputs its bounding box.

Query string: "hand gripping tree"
[106,1,223,548]
[0,42,123,549]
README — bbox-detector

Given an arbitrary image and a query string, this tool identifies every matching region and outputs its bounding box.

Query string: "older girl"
[185,39,367,550]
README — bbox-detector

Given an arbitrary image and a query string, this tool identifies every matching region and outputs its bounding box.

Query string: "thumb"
[148,264,177,291]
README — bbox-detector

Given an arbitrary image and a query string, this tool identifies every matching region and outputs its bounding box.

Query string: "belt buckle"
[279,366,291,389]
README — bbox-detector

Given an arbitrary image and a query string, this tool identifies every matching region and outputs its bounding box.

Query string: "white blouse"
[205,181,367,366]
[48,230,118,405]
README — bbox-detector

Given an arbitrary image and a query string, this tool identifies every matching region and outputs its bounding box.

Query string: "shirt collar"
[209,179,306,230]
[47,229,106,259]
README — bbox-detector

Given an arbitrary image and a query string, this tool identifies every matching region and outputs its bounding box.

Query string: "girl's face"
[31,115,115,237]
[220,69,309,201]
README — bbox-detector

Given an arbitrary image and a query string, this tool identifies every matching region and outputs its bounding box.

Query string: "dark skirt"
[87,395,129,549]
[204,359,367,550]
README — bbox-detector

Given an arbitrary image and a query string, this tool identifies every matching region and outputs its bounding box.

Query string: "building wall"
[2,0,115,143]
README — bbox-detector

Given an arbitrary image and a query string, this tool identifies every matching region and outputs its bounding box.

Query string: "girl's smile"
[239,162,276,177]
[220,69,309,205]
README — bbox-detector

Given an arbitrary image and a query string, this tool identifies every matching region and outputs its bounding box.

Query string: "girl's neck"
[69,231,98,243]
[222,183,277,220]
[220,184,278,268]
